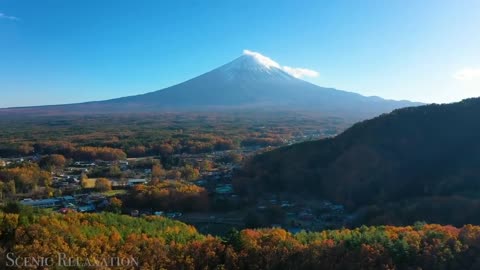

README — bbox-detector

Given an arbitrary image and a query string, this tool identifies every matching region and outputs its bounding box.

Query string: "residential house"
[128,179,148,187]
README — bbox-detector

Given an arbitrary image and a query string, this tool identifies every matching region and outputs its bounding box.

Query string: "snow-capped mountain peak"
[217,51,294,81]
[216,50,320,81]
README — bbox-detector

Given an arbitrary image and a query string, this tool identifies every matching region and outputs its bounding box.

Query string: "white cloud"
[0,12,19,21]
[453,68,480,81]
[282,66,319,78]
[243,49,281,69]
[243,49,319,79]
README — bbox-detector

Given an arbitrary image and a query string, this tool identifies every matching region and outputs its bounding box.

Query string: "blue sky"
[0,0,479,108]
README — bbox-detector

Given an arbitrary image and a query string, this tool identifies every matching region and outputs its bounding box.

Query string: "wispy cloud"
[282,66,319,79]
[453,68,480,81]
[243,49,319,79]
[0,12,19,21]
[243,50,281,69]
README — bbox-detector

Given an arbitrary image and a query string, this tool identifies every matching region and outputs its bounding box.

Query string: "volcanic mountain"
[0,52,421,118]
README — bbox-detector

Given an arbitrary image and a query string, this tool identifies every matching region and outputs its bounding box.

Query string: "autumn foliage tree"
[94,178,112,192]
[108,197,123,213]
[126,180,208,211]
[39,154,67,171]
[152,163,166,182]
[181,165,200,181]
[0,164,52,194]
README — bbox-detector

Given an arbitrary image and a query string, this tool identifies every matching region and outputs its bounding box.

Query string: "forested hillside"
[236,98,480,226]
[1,207,480,269]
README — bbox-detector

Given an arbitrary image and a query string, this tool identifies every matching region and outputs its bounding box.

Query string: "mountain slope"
[236,98,480,225]
[0,53,420,118]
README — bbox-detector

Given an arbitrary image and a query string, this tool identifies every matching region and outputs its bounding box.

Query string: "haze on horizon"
[0,0,479,108]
